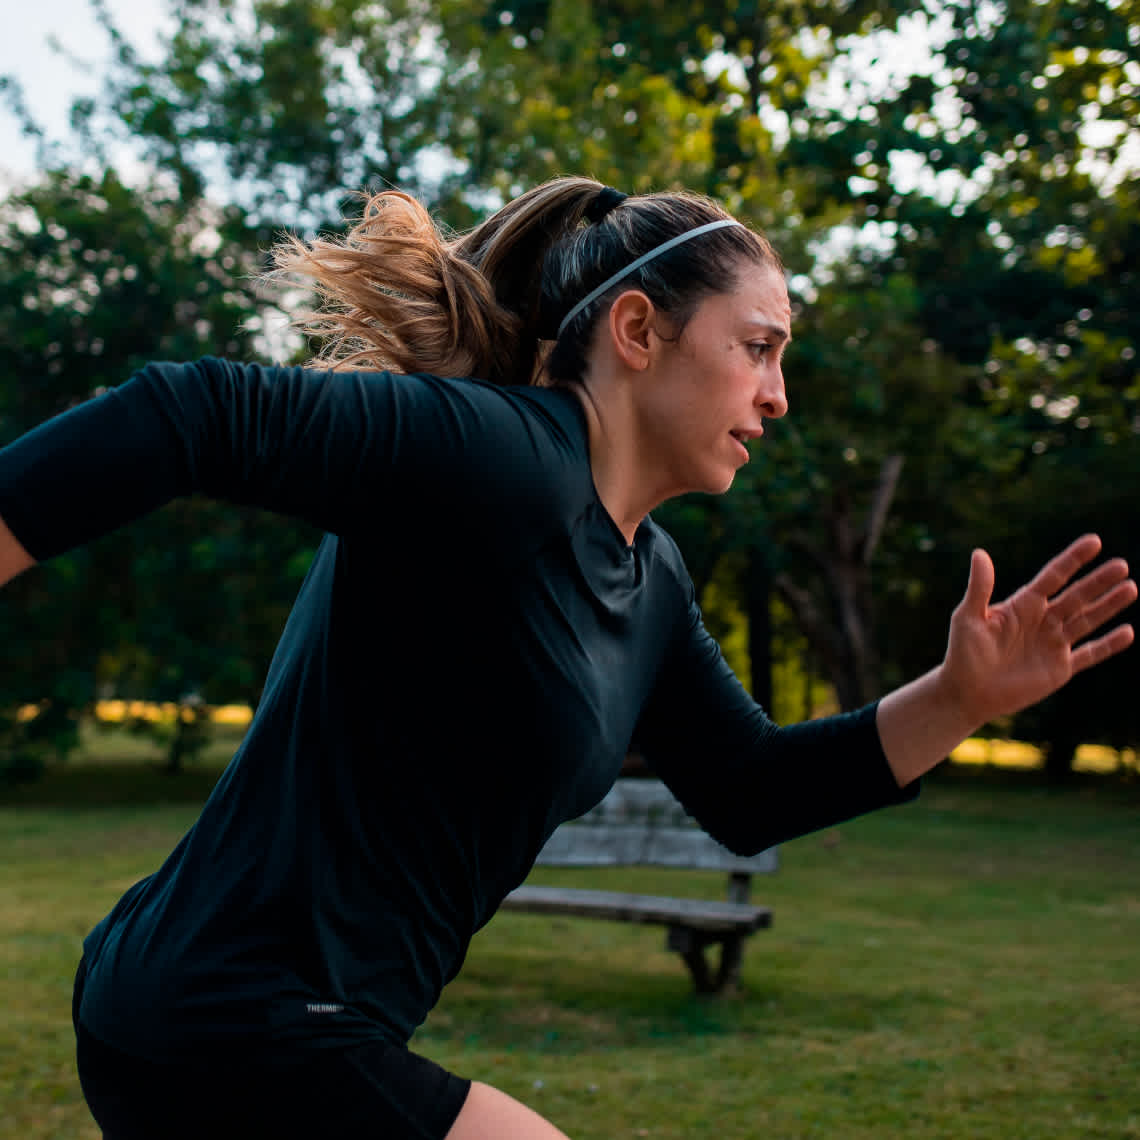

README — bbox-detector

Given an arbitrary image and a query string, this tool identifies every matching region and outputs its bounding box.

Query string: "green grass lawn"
[1,768,1137,1139]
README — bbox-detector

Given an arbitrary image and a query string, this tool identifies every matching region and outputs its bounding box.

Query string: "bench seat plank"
[502,884,772,933]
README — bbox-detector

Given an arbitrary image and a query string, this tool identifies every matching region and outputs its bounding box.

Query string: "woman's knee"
[444,1080,572,1140]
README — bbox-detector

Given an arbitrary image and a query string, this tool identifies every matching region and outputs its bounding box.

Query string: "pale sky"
[2,0,168,181]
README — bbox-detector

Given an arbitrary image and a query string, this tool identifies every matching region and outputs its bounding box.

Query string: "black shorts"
[72,957,471,1140]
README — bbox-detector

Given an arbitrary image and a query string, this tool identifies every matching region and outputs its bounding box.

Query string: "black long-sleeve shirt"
[0,359,917,1061]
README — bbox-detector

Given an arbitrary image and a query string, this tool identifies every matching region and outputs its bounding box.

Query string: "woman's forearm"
[0,515,36,587]
[876,665,977,787]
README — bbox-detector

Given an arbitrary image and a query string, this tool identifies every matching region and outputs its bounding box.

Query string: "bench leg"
[666,926,747,996]
[666,925,706,990]
[715,933,745,993]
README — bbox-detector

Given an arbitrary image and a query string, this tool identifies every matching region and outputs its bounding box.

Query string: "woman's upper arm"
[0,359,544,562]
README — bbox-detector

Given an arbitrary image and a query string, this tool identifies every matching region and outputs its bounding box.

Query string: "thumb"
[961,548,995,616]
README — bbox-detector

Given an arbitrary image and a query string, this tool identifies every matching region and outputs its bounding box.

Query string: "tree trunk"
[746,549,773,714]
[165,698,209,774]
[773,455,904,711]
[1043,731,1080,784]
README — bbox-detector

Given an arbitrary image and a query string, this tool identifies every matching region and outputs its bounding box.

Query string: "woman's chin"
[666,458,739,499]
[701,468,738,496]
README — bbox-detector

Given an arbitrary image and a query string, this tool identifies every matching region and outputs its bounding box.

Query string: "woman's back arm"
[0,359,568,569]
[0,515,34,587]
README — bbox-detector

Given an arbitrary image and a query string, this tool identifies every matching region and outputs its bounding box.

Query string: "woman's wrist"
[876,664,982,787]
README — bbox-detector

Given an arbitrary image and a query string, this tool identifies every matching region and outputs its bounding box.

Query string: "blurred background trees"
[0,0,1136,779]
[0,164,319,773]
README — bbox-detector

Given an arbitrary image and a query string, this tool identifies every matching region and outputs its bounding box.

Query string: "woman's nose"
[758,365,788,419]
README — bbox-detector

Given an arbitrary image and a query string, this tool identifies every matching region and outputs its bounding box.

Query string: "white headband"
[556,218,745,338]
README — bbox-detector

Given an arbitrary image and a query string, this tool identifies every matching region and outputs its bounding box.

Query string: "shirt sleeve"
[634,592,920,856]
[0,358,569,562]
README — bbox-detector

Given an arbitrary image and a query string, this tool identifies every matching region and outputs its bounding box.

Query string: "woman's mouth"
[730,429,760,460]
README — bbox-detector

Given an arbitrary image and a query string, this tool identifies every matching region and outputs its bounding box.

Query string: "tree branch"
[862,454,904,566]
[773,571,847,686]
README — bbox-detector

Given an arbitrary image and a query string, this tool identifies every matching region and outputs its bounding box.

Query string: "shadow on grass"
[0,762,227,807]
[419,912,958,1057]
[929,758,1139,796]
[5,753,1138,809]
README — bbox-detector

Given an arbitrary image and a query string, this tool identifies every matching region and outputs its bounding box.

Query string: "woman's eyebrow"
[743,318,792,345]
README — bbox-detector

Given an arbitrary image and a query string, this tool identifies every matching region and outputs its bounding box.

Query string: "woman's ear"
[606,290,656,371]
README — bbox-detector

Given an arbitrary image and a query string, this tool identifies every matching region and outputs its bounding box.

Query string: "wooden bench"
[501,778,777,994]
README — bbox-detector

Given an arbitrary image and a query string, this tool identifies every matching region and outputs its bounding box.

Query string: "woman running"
[0,177,1133,1139]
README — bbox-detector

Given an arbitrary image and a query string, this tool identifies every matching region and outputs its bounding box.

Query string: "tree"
[0,166,317,774]
[781,0,1138,463]
[846,1,1140,767]
[955,432,1140,781]
[85,0,456,230]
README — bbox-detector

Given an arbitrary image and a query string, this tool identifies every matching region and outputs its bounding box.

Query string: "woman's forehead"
[704,263,791,331]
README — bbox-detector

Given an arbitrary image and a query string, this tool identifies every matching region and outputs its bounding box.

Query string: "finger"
[960,548,995,616]
[1063,578,1138,644]
[1070,623,1135,675]
[1051,558,1132,624]
[1026,533,1102,599]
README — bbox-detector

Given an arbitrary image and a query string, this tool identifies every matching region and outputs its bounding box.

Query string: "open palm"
[942,534,1136,726]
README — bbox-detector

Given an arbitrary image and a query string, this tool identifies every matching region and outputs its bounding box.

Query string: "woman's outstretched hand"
[878,534,1134,787]
[941,534,1136,726]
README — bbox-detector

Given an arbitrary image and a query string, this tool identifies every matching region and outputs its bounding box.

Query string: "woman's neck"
[571,383,667,547]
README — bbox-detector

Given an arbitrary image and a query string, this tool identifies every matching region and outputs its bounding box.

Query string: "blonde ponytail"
[272,179,607,385]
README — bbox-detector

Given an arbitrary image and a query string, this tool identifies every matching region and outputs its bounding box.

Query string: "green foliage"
[92,0,444,228]
[0,703,80,784]
[697,558,752,685]
[698,559,837,723]
[758,0,1139,732]
[787,0,1139,407]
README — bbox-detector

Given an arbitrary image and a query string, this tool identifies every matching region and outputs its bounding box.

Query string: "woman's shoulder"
[429,374,593,496]
[370,373,596,555]
[426,374,589,458]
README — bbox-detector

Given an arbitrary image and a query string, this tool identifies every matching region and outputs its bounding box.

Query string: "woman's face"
[634,261,791,500]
